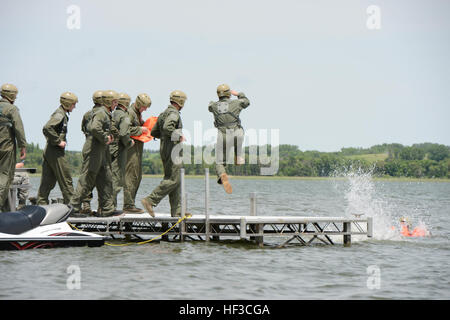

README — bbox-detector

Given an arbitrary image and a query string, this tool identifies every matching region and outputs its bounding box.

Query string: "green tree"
[399,147,425,161]
[427,144,450,161]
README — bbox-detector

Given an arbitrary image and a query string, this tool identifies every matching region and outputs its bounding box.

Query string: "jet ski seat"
[39,204,72,225]
[0,206,46,235]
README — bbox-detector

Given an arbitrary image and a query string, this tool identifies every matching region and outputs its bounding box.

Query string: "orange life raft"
[131,116,158,143]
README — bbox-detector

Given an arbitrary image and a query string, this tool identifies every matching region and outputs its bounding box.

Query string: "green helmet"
[170,90,187,107]
[118,92,131,108]
[60,92,78,110]
[1,83,18,102]
[102,90,119,108]
[135,93,151,109]
[217,84,231,98]
[92,90,103,104]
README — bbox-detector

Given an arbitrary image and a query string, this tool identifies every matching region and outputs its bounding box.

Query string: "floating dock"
[67,168,373,247]
[68,213,373,247]
[11,168,372,247]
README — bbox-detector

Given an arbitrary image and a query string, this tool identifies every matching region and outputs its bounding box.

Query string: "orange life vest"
[400,224,427,237]
[131,116,158,143]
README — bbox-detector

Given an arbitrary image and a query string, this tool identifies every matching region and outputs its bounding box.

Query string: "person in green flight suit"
[141,90,187,217]
[123,93,151,213]
[110,92,134,207]
[208,84,250,194]
[78,90,103,214]
[0,83,27,212]
[36,92,77,205]
[70,90,121,217]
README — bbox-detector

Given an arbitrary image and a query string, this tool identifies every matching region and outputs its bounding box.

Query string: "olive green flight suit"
[208,92,250,181]
[110,106,133,206]
[79,104,102,210]
[81,104,101,136]
[0,98,27,212]
[123,103,144,210]
[37,106,74,205]
[71,106,115,214]
[143,105,183,217]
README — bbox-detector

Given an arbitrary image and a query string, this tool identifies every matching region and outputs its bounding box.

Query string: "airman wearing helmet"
[78,90,104,213]
[36,92,78,205]
[0,83,27,211]
[208,84,250,194]
[1,83,19,103]
[110,92,134,206]
[123,93,152,213]
[102,90,119,110]
[170,90,187,108]
[118,93,131,109]
[93,90,103,104]
[141,90,187,217]
[60,92,78,112]
[71,90,121,217]
[216,84,231,99]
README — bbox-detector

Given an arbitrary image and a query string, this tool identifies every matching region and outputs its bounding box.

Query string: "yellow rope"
[68,215,190,247]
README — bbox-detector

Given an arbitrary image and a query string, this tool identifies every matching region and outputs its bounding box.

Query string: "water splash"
[332,165,399,241]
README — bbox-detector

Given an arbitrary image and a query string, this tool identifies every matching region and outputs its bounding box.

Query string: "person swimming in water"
[397,216,427,237]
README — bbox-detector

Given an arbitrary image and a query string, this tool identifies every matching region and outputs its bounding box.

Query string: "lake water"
[1,173,449,300]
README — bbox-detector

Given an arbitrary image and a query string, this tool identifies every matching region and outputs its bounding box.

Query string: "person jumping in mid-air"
[208,84,250,194]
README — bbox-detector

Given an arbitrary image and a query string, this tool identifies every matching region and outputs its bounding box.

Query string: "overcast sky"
[1,0,449,152]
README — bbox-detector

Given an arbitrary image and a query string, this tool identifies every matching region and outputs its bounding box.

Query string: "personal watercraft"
[0,204,104,250]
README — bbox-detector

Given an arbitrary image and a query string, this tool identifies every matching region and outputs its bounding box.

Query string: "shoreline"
[27,173,449,183]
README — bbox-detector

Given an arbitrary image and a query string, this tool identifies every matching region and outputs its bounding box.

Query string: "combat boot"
[70,209,89,218]
[80,202,92,214]
[100,210,123,218]
[140,198,155,217]
[123,206,145,214]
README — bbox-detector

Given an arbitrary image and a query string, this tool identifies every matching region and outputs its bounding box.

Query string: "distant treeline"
[22,142,450,178]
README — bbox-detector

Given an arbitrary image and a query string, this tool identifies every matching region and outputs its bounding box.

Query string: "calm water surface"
[1,175,449,300]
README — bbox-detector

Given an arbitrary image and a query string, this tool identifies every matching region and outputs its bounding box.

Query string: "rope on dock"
[68,215,190,247]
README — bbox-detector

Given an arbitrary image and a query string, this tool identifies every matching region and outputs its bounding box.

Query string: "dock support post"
[205,168,210,242]
[240,217,246,239]
[249,193,257,241]
[180,168,186,242]
[162,223,169,241]
[250,192,257,216]
[343,221,351,247]
[255,223,264,248]
[367,217,373,238]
